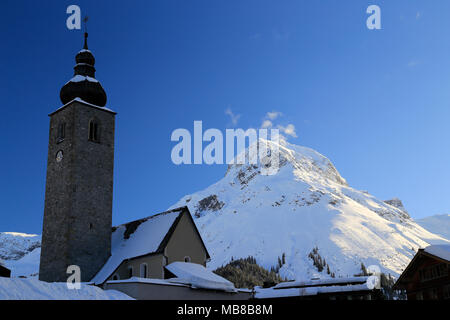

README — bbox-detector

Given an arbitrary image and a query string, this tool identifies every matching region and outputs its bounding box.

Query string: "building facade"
[91,207,210,285]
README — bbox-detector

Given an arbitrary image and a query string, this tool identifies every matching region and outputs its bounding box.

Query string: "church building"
[39,32,210,285]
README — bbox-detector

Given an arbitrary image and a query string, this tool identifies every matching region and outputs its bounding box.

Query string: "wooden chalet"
[393,245,450,300]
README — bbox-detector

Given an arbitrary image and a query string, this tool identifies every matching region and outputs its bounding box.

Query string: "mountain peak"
[171,141,448,280]
[225,139,348,187]
[384,198,408,215]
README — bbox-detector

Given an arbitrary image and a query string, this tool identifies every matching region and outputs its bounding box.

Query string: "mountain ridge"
[170,139,449,280]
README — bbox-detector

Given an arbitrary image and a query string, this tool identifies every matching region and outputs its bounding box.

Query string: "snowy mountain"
[0,232,41,278]
[170,139,449,280]
[416,214,450,242]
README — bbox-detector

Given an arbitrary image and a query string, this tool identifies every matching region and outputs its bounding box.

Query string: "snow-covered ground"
[0,277,132,300]
[170,139,449,280]
[4,248,40,278]
[0,232,41,278]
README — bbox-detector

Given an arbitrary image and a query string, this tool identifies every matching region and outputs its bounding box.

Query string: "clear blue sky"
[1,0,449,234]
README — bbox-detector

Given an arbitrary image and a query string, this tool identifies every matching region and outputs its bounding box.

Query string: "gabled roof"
[91,206,210,284]
[393,244,450,289]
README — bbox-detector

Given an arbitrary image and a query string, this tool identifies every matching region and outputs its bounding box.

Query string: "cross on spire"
[83,16,89,49]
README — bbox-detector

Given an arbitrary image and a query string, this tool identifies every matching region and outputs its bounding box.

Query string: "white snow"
[416,214,450,241]
[105,262,237,293]
[67,74,99,84]
[169,138,450,280]
[255,283,371,299]
[52,97,116,114]
[165,262,236,292]
[4,248,40,278]
[91,209,182,284]
[424,244,450,261]
[0,277,133,300]
[107,277,188,287]
[273,276,369,289]
[0,232,40,261]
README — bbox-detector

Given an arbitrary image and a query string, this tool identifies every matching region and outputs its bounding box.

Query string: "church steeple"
[40,28,115,283]
[59,31,107,107]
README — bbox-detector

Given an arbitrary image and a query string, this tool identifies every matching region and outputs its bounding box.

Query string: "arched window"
[88,119,100,142]
[184,256,191,263]
[140,263,148,278]
[57,122,66,143]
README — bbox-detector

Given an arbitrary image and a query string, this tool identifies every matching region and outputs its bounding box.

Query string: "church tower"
[39,32,115,282]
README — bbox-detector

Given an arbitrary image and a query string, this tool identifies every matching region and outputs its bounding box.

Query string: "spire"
[83,32,88,50]
[83,17,89,50]
[59,29,107,107]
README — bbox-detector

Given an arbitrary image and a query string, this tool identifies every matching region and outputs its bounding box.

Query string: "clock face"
[56,150,64,163]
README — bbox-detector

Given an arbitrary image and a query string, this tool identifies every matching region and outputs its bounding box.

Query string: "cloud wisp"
[225,108,241,126]
[260,111,297,139]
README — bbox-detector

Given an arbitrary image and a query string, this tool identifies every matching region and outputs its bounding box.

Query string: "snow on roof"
[255,284,372,299]
[51,97,116,115]
[91,208,184,284]
[165,262,236,292]
[0,277,132,300]
[424,244,450,262]
[273,276,370,289]
[66,74,99,84]
[107,277,189,288]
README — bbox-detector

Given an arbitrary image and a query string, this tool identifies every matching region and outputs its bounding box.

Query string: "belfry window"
[140,263,148,278]
[88,120,100,142]
[128,266,133,279]
[57,122,66,143]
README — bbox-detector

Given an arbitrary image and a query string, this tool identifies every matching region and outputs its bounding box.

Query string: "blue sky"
[1,0,449,234]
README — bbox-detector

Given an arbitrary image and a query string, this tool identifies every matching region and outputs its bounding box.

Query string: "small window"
[140,263,148,278]
[443,285,450,300]
[88,120,100,142]
[57,122,66,143]
[184,256,191,263]
[128,266,133,279]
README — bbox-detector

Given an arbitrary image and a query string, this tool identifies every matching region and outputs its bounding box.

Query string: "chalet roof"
[91,207,210,284]
[254,276,374,299]
[424,244,450,262]
[272,276,370,289]
[393,244,450,289]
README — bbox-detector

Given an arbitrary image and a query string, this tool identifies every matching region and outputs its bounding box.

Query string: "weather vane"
[83,16,89,33]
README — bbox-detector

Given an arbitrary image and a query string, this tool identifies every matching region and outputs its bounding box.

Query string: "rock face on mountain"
[170,139,449,280]
[384,198,409,215]
[0,232,41,261]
